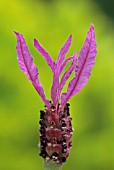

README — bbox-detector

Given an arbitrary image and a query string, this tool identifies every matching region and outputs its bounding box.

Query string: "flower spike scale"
[14,24,97,170]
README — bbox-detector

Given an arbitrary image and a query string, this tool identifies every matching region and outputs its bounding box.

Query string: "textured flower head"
[14,24,97,169]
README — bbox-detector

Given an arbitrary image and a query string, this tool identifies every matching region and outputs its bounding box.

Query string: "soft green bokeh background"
[0,0,114,170]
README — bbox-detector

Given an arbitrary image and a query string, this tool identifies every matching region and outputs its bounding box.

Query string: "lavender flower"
[14,24,97,170]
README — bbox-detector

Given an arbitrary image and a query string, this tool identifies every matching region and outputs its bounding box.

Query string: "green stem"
[44,160,62,170]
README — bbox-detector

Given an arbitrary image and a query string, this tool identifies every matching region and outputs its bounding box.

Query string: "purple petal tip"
[14,31,19,36]
[90,24,94,31]
[34,38,37,46]
[69,34,72,41]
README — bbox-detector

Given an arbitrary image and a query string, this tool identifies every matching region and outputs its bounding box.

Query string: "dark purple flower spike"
[15,24,97,170]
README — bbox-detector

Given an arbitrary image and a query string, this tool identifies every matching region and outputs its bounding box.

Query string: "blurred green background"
[0,0,114,170]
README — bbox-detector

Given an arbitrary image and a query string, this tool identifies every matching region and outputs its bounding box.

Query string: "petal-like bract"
[59,52,77,93]
[51,35,72,106]
[56,35,72,69]
[60,56,74,74]
[61,24,97,106]
[34,38,55,72]
[14,32,50,108]
[51,69,60,106]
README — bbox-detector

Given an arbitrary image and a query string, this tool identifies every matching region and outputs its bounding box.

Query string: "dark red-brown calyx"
[39,102,73,165]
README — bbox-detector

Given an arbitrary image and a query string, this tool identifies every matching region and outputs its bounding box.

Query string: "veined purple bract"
[14,24,97,169]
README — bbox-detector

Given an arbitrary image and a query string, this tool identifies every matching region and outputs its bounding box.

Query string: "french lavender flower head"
[14,24,97,170]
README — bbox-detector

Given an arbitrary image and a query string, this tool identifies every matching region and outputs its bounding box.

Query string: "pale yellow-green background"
[0,0,114,170]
